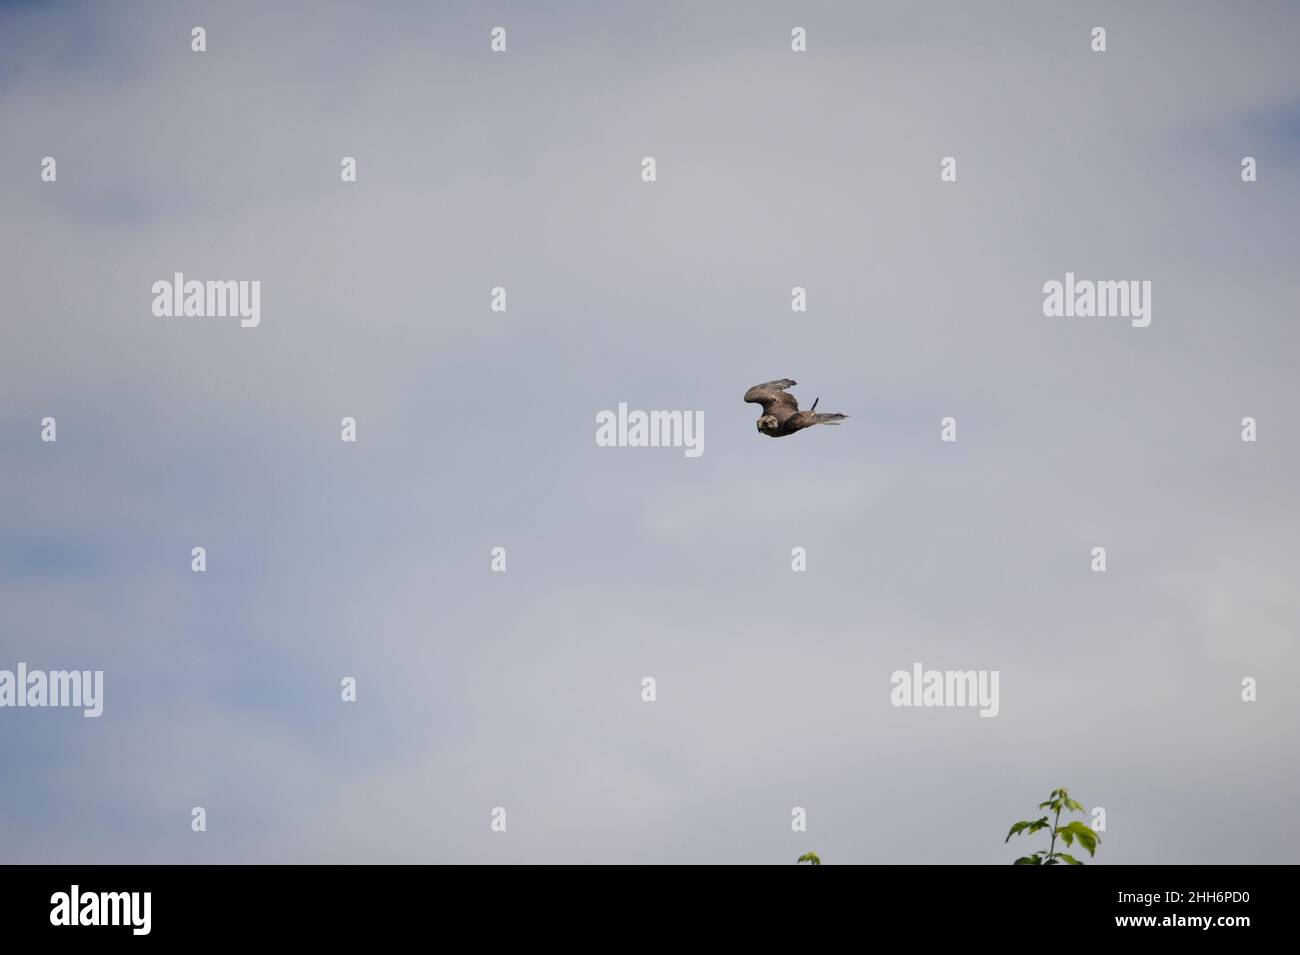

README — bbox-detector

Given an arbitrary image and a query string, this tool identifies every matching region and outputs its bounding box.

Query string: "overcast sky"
[1,0,1298,863]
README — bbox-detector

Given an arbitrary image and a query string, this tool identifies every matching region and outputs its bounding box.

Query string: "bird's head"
[757,415,778,433]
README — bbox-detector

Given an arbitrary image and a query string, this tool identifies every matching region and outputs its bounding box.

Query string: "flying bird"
[744,378,847,438]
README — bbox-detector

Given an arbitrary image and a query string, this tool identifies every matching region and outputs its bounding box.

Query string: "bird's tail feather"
[813,412,847,425]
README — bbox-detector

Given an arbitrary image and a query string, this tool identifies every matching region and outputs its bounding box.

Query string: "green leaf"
[1007,817,1049,840]
[1013,854,1043,865]
[1058,827,1074,847]
[1065,797,1085,814]
[797,851,822,865]
[1062,821,1098,856]
[1057,853,1084,865]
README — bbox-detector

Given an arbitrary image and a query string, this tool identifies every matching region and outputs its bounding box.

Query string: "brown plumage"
[744,378,847,438]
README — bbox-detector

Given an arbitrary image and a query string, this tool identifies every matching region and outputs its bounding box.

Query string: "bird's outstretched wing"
[743,379,800,424]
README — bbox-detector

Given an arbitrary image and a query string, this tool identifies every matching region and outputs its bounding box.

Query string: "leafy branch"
[1005,787,1099,865]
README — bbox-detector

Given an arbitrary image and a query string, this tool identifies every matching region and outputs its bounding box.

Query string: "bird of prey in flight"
[744,379,847,438]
